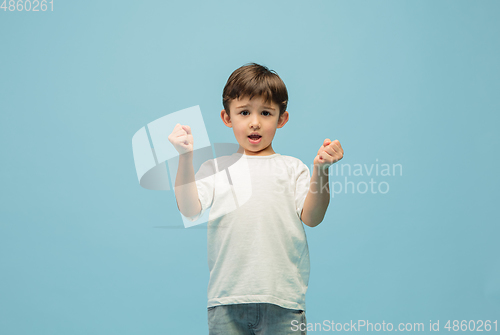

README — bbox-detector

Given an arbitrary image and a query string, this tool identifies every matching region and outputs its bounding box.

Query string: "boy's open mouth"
[248,135,262,144]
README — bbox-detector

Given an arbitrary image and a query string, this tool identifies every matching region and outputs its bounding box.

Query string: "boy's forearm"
[174,153,202,218]
[301,166,330,227]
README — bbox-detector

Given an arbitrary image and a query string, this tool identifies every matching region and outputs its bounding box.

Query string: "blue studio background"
[1,0,499,334]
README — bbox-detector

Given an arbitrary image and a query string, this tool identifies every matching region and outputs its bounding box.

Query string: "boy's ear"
[221,110,232,127]
[277,111,289,128]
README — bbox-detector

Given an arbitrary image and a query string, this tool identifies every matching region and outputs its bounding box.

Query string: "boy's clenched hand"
[168,123,194,154]
[314,138,344,170]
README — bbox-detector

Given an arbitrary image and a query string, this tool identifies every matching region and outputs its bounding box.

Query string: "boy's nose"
[249,117,260,128]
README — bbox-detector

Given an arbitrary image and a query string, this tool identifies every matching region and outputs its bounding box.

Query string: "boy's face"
[221,95,289,156]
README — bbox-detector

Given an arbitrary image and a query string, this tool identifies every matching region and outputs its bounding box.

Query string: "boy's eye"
[240,110,271,116]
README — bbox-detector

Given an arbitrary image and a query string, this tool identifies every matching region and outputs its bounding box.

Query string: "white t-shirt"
[186,152,311,311]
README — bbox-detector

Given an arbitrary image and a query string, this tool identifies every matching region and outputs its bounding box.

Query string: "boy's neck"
[237,146,277,156]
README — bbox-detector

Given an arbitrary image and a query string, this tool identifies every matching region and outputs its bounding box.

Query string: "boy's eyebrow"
[236,104,275,110]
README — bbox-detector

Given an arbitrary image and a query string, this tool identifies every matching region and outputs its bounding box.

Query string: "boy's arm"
[174,152,202,218]
[301,166,330,228]
[301,138,344,228]
[168,123,202,218]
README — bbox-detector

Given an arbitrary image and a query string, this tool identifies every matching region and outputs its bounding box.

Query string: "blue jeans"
[208,303,307,334]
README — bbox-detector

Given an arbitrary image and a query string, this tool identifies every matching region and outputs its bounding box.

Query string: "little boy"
[168,63,344,334]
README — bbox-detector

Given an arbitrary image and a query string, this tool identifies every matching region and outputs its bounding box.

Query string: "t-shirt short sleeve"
[183,159,215,222]
[294,160,311,222]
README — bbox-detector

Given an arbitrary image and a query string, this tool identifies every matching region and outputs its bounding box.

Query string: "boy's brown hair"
[222,63,288,118]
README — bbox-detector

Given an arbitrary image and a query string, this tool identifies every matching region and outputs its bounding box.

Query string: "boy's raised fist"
[314,138,344,170]
[168,123,194,155]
